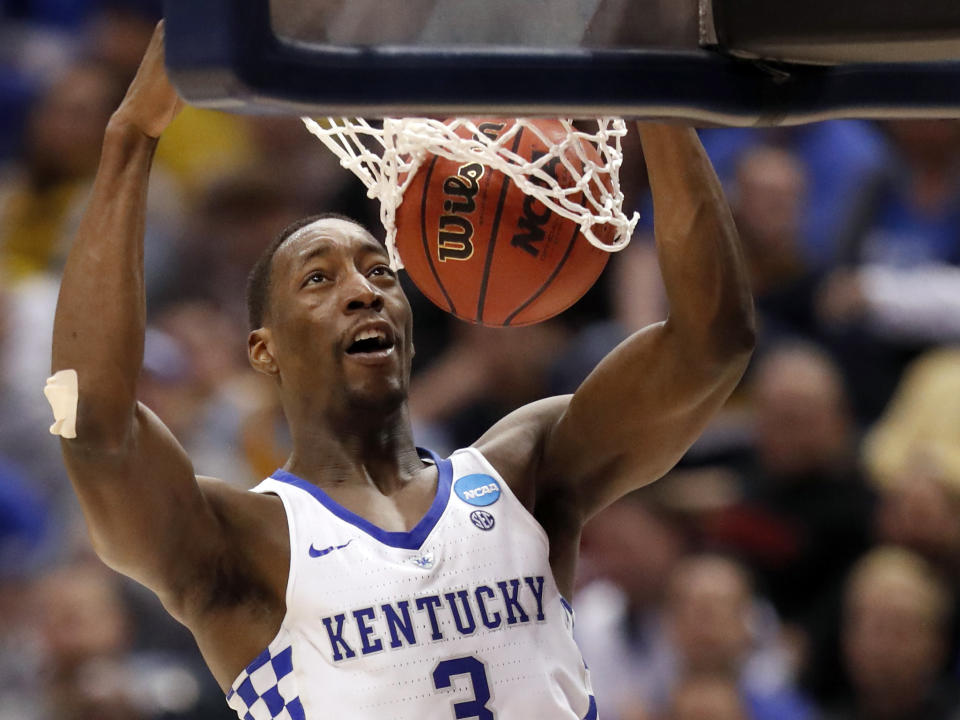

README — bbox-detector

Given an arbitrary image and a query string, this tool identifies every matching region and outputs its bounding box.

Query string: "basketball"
[394,119,613,326]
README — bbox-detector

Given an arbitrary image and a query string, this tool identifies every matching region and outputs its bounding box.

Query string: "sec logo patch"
[470,510,496,531]
[454,474,501,507]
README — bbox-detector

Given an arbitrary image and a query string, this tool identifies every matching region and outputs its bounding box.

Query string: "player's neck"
[285,404,424,492]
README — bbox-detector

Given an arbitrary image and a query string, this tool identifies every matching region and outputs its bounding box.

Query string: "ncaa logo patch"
[454,474,501,507]
[470,510,495,531]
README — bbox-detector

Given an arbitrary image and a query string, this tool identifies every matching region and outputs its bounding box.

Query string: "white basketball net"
[302,117,639,269]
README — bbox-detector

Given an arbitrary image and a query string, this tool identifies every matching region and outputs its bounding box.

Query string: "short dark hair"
[245,212,362,330]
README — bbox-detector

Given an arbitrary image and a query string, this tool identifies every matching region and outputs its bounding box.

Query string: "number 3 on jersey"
[432,656,495,719]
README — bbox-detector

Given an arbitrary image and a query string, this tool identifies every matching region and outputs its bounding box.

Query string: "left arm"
[478,123,754,521]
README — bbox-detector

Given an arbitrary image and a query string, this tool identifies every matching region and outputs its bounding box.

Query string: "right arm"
[51,24,249,615]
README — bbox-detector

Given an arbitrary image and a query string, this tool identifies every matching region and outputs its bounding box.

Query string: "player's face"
[264,218,414,411]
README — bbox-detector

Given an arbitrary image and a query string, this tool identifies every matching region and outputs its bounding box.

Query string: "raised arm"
[480,123,754,522]
[50,24,225,607]
[551,123,754,515]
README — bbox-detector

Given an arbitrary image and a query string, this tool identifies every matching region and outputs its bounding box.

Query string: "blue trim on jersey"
[270,449,453,550]
[582,695,598,720]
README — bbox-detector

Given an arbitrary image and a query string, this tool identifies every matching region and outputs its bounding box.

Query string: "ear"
[248,328,279,377]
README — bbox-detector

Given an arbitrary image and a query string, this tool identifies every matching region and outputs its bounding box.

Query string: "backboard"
[163,0,960,125]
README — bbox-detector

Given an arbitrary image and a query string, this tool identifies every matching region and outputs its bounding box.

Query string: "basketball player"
[50,23,754,720]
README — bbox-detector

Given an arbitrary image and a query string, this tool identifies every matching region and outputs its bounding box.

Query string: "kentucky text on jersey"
[322,576,547,662]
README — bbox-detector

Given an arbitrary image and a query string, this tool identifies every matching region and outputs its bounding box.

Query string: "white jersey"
[225,447,597,720]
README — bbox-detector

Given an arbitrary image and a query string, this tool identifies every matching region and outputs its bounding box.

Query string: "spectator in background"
[577,527,809,720]
[703,343,876,647]
[0,553,43,720]
[665,675,751,720]
[0,433,52,719]
[0,51,39,163]
[165,165,315,327]
[818,120,960,421]
[862,348,960,675]
[31,562,143,720]
[81,0,261,197]
[0,458,49,577]
[138,302,274,487]
[659,555,812,720]
[0,60,125,279]
[1,0,97,28]
[242,115,376,221]
[24,558,235,720]
[0,278,65,527]
[0,57,183,288]
[828,547,959,720]
[152,104,255,199]
[864,348,960,577]
[842,121,960,270]
[0,1,162,162]
[84,1,162,79]
[408,320,570,452]
[697,120,890,269]
[731,146,823,351]
[575,493,687,720]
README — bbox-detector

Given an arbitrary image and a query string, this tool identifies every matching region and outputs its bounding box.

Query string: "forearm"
[637,123,754,359]
[540,127,755,512]
[51,118,157,448]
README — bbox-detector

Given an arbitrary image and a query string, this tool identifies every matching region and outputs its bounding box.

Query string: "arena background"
[1,2,959,719]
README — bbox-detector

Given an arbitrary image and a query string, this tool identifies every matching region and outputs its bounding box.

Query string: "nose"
[341,270,384,313]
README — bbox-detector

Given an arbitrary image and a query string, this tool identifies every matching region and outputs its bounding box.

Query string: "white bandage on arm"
[43,369,79,439]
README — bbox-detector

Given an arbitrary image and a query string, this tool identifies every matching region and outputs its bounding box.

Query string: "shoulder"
[180,478,292,689]
[198,475,286,534]
[182,477,289,615]
[471,396,586,594]
[471,395,570,509]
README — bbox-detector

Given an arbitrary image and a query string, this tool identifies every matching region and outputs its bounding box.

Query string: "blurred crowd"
[2,2,960,720]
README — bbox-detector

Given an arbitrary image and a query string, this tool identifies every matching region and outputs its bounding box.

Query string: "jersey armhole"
[455,446,552,552]
[257,485,300,620]
[225,482,301,696]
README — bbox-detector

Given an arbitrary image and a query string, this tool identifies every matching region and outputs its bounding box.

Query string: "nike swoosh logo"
[309,539,353,558]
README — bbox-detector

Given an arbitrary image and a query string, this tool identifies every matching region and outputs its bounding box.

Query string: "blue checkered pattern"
[226,645,305,720]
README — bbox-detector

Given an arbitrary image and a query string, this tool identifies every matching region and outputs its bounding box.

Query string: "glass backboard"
[267,0,695,49]
[163,0,960,124]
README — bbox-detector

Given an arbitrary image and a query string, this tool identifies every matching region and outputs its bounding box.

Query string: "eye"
[368,264,395,279]
[302,270,329,287]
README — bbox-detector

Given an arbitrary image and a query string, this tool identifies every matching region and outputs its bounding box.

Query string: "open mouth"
[345,328,396,357]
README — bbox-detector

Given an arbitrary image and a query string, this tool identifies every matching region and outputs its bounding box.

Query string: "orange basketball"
[394,119,612,326]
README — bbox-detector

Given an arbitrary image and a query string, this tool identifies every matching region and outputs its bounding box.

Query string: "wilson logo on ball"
[437,162,483,263]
